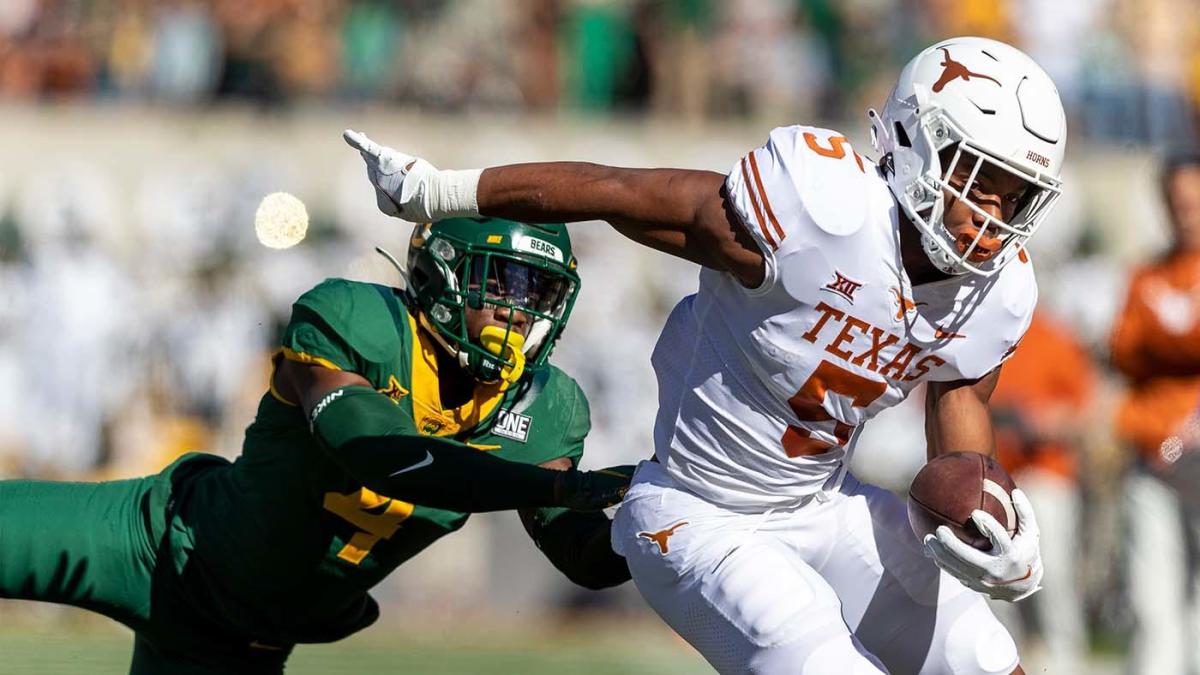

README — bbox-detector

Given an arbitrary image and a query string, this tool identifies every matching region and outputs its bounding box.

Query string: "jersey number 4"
[324,487,415,565]
[782,360,886,457]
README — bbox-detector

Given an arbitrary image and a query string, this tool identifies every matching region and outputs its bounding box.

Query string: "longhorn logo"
[890,287,923,320]
[637,521,689,555]
[932,48,1001,93]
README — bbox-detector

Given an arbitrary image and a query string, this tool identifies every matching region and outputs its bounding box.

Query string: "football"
[907,451,1018,550]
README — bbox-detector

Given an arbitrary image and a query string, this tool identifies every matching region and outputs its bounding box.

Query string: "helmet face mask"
[405,217,580,384]
[870,37,1066,277]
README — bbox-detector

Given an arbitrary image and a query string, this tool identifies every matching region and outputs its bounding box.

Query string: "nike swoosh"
[934,327,967,339]
[389,451,434,477]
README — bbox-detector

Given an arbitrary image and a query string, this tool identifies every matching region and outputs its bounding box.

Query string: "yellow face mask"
[478,325,526,385]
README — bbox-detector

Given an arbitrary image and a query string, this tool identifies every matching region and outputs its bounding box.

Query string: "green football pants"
[0,475,292,674]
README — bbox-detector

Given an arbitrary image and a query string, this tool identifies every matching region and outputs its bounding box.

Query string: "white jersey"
[652,125,1036,510]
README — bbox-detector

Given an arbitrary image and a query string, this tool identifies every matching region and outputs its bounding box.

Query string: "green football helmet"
[405,217,581,384]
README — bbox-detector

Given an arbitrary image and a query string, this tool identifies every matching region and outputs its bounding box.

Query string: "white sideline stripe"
[982,479,1016,532]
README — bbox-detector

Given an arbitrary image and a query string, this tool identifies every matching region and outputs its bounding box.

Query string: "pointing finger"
[343,129,379,156]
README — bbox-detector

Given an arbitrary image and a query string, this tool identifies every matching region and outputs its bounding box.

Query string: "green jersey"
[162,279,590,645]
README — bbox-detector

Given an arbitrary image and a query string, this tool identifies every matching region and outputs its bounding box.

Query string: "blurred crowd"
[2,0,1200,143]
[3,1,1200,673]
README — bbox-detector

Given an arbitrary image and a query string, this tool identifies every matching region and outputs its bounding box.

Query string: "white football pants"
[612,461,1019,675]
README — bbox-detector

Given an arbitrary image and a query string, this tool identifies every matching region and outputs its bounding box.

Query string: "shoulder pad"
[783,125,874,238]
[293,278,406,365]
[994,254,1038,325]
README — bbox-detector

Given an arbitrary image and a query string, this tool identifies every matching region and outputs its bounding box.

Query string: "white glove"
[923,488,1044,602]
[342,129,481,223]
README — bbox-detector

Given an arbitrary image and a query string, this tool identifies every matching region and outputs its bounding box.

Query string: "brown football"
[907,451,1018,550]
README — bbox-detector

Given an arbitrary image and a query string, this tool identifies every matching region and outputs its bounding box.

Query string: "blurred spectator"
[713,0,829,122]
[643,0,712,121]
[106,0,154,97]
[991,310,1096,675]
[339,0,402,101]
[14,163,139,477]
[1116,0,1199,145]
[1110,151,1200,675]
[211,0,285,105]
[562,1,638,113]
[1010,0,1103,113]
[515,0,559,111]
[272,0,340,100]
[403,0,523,111]
[0,0,1192,141]
[150,0,221,103]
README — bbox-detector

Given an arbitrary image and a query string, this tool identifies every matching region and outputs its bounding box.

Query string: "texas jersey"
[653,126,1036,510]
[158,278,590,644]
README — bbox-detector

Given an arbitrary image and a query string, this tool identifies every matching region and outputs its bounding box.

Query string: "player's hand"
[553,465,636,511]
[923,488,1043,602]
[344,129,439,221]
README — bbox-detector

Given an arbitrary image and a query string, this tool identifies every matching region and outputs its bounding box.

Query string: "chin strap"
[920,231,970,276]
[479,325,526,385]
[375,246,410,286]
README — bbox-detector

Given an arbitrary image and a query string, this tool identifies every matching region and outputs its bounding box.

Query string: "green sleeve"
[310,385,566,512]
[521,380,630,589]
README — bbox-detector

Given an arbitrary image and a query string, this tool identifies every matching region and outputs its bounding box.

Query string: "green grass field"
[0,602,1125,674]
[0,604,710,674]
[0,635,707,674]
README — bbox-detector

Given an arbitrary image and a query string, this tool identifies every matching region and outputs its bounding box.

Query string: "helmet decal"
[932,48,1001,93]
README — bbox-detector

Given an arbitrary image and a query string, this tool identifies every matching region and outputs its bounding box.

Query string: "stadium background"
[0,0,1195,672]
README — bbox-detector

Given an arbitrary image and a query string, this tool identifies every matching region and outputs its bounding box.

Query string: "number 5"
[782,360,886,457]
[803,133,865,173]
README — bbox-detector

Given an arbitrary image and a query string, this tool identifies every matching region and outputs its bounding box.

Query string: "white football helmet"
[869,36,1066,276]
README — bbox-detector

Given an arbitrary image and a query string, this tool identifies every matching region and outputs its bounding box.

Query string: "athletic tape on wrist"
[427,168,483,220]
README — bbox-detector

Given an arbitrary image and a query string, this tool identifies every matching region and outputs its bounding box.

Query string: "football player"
[348,37,1063,674]
[0,217,633,673]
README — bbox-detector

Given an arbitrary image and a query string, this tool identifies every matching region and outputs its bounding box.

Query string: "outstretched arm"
[518,459,630,590]
[344,130,765,288]
[273,358,630,512]
[478,164,764,287]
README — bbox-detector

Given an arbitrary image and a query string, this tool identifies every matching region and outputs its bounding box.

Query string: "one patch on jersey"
[492,409,532,442]
[821,270,864,303]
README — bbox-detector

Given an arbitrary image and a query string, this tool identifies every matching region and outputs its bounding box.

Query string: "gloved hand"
[923,488,1044,602]
[553,465,636,511]
[343,129,480,222]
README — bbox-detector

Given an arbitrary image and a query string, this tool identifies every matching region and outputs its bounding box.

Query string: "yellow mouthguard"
[479,325,526,384]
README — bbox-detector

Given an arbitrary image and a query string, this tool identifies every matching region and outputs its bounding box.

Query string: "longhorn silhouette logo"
[637,521,689,555]
[932,48,1001,93]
